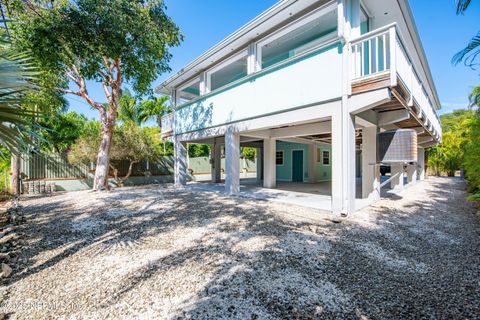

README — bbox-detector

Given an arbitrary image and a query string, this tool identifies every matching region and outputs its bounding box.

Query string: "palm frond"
[456,0,472,14]
[0,55,40,152]
[452,31,480,67]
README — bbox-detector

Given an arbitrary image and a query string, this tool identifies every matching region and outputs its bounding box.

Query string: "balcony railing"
[350,24,441,140]
[160,112,174,139]
[351,26,392,80]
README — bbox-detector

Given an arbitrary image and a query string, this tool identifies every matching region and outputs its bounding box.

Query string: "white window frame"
[275,150,284,166]
[176,76,202,106]
[256,1,337,71]
[206,49,249,93]
[360,2,371,34]
[322,150,331,166]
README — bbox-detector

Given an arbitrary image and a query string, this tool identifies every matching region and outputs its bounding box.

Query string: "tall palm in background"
[469,85,480,109]
[118,89,171,126]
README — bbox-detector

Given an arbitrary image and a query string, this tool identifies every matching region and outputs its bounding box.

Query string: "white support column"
[417,147,425,180]
[263,138,276,188]
[225,129,240,194]
[406,163,417,185]
[308,144,317,183]
[332,109,356,215]
[390,164,405,190]
[331,110,343,213]
[211,138,222,183]
[361,126,380,200]
[256,147,263,184]
[343,113,357,214]
[174,138,187,187]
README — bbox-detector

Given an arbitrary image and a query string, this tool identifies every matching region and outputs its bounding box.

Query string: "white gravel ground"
[1,177,479,319]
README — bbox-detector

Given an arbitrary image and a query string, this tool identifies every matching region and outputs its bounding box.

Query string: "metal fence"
[19,153,175,180]
[19,153,256,184]
[20,154,90,180]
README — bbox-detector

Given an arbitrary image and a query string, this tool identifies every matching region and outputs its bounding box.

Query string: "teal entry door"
[292,150,304,182]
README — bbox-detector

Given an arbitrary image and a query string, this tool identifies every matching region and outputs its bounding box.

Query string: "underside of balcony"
[352,72,438,146]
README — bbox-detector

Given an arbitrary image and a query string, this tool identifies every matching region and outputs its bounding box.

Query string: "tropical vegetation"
[68,122,165,187]
[4,0,182,191]
[444,0,480,200]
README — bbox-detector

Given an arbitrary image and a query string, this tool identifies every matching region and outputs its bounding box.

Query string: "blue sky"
[68,0,480,119]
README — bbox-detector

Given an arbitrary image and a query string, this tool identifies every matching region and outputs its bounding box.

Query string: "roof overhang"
[156,0,326,95]
[157,0,441,113]
[396,0,441,110]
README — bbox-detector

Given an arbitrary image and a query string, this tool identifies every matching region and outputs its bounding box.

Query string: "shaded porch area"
[186,178,372,212]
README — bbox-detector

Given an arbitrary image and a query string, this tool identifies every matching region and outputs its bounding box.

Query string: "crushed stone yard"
[1,177,479,319]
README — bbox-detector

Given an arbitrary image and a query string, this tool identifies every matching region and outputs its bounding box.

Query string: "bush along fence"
[18,153,257,193]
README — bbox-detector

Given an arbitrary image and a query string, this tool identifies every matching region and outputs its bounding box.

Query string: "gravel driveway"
[1,177,479,319]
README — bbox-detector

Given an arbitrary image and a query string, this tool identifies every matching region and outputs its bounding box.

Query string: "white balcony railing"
[160,112,174,139]
[350,24,441,140]
[350,26,392,80]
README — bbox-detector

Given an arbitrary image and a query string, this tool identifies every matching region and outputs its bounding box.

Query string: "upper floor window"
[360,7,369,35]
[177,78,201,105]
[209,50,248,92]
[258,4,337,69]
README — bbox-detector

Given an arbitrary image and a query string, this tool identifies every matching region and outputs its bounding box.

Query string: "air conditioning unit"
[377,129,417,163]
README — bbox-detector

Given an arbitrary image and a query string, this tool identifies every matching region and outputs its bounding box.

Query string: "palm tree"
[0,55,38,152]
[117,90,171,127]
[0,28,41,195]
[469,85,480,109]
[137,95,171,126]
[453,1,480,67]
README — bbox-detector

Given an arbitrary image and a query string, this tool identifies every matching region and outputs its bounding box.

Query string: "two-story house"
[157,0,442,215]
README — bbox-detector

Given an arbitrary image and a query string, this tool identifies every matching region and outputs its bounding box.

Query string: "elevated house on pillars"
[157,0,441,215]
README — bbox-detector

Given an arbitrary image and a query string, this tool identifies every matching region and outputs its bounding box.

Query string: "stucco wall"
[275,141,332,182]
[276,141,309,182]
[316,144,332,182]
[175,42,342,135]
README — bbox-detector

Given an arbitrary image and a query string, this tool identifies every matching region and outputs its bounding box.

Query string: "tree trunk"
[10,153,20,196]
[93,125,115,190]
[117,160,139,187]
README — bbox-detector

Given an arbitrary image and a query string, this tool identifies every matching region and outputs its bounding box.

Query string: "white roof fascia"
[397,0,441,110]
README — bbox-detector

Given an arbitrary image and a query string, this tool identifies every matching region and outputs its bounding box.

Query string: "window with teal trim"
[178,78,201,105]
[210,54,248,91]
[260,8,337,69]
[360,7,369,35]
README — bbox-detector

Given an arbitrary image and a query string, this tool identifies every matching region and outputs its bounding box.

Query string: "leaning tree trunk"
[10,153,20,196]
[118,160,139,187]
[93,124,115,191]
